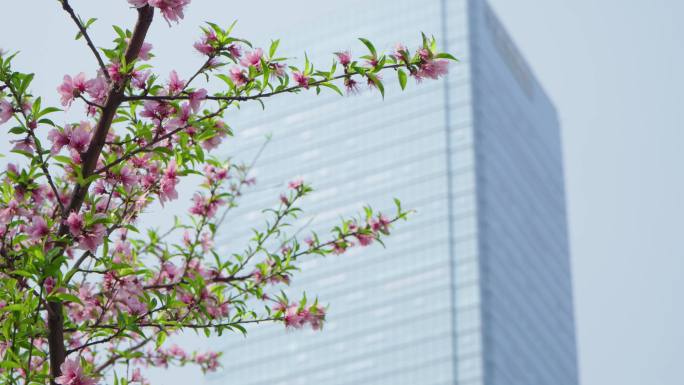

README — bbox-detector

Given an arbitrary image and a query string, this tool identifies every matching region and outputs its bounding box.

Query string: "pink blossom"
[335,51,352,66]
[130,368,144,383]
[48,128,70,154]
[355,232,374,246]
[140,100,174,121]
[57,73,88,107]
[194,40,213,55]
[66,212,83,237]
[201,121,228,151]
[416,59,449,80]
[78,222,106,252]
[167,344,187,360]
[366,56,379,67]
[47,122,91,154]
[112,240,132,263]
[229,67,248,86]
[344,77,359,94]
[69,123,92,153]
[107,62,123,83]
[11,137,34,154]
[193,31,216,55]
[131,70,151,89]
[188,88,207,112]
[43,277,56,294]
[27,216,49,241]
[159,262,179,283]
[177,290,194,304]
[0,99,12,124]
[195,351,221,372]
[200,232,213,253]
[167,103,191,130]
[252,269,264,284]
[292,71,310,89]
[54,358,97,385]
[149,0,191,24]
[115,276,147,315]
[417,47,431,61]
[6,163,18,176]
[269,62,286,78]
[85,76,107,104]
[128,0,190,24]
[189,193,222,218]
[283,305,304,328]
[226,44,242,58]
[204,164,228,181]
[0,200,21,224]
[167,70,185,94]
[206,56,221,69]
[159,160,179,202]
[306,304,326,330]
[288,179,303,190]
[118,166,138,191]
[304,237,315,248]
[239,48,263,68]
[370,214,392,233]
[392,43,409,61]
[332,241,347,255]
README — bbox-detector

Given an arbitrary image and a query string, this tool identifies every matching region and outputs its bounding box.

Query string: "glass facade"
[207,1,578,384]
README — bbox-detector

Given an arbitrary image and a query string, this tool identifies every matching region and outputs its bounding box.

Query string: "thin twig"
[123,64,404,103]
[60,0,110,82]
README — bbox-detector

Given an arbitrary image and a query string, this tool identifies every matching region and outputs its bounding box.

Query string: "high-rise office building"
[209,0,578,384]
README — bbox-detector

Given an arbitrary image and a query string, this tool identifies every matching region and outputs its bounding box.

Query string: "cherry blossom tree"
[0,1,455,384]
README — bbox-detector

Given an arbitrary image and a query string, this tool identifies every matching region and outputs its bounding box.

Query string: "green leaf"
[113,25,126,40]
[367,73,384,98]
[269,39,280,58]
[0,304,24,313]
[75,18,97,40]
[52,155,73,164]
[435,52,459,61]
[50,292,83,305]
[156,330,167,348]
[225,20,238,36]
[215,74,235,89]
[358,37,377,57]
[37,107,62,119]
[9,126,26,135]
[320,82,343,96]
[18,73,34,96]
[397,69,407,90]
[206,22,224,39]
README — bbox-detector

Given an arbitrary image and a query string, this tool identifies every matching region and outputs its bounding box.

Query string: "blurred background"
[1,0,683,384]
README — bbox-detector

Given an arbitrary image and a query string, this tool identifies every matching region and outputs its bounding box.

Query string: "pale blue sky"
[1,1,683,384]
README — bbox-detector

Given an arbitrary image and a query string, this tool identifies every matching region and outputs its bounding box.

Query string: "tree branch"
[60,0,110,82]
[94,337,151,374]
[93,103,230,175]
[1,79,64,214]
[123,64,404,103]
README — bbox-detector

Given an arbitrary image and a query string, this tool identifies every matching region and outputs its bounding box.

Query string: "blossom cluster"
[0,1,451,384]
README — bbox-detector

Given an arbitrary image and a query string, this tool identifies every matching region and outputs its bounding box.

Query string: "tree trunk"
[47,5,155,384]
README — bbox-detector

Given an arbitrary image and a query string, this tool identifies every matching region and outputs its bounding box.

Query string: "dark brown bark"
[47,302,66,384]
[47,6,154,385]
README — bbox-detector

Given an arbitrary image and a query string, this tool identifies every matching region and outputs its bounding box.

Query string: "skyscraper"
[209,0,578,384]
